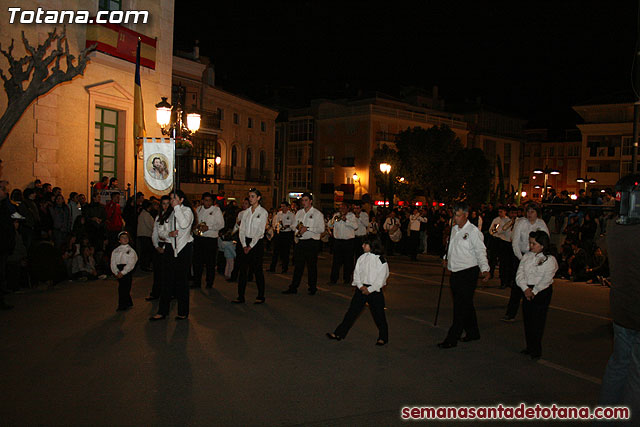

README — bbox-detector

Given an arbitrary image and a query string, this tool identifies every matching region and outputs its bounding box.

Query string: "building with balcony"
[0,0,174,196]
[276,93,469,209]
[521,128,582,199]
[573,93,639,190]
[172,51,278,206]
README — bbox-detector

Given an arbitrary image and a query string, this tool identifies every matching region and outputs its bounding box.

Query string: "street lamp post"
[379,163,391,207]
[155,94,201,191]
[576,176,597,192]
[214,155,221,184]
[352,173,360,200]
[533,166,560,200]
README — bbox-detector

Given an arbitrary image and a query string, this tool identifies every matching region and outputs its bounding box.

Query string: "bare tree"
[0,26,96,147]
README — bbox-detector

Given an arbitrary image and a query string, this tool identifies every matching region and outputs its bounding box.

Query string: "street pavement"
[0,252,617,426]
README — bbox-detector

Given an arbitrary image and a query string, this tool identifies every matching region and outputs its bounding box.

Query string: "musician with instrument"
[328,203,359,285]
[282,193,325,295]
[383,210,402,255]
[192,192,225,289]
[489,206,516,290]
[268,201,295,273]
[353,203,369,260]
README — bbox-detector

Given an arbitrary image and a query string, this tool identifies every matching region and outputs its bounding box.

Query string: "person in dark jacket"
[49,194,71,249]
[0,181,15,309]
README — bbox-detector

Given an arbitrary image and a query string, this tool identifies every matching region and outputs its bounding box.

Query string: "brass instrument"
[194,221,208,236]
[275,219,283,234]
[295,221,305,237]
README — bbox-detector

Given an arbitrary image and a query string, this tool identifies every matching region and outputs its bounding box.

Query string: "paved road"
[0,252,617,425]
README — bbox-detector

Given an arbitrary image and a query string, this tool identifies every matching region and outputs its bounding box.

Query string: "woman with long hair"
[232,188,268,304]
[327,237,390,346]
[516,230,558,359]
[150,190,193,321]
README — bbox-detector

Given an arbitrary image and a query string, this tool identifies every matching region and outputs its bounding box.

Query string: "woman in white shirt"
[327,237,390,346]
[233,188,268,304]
[516,230,558,360]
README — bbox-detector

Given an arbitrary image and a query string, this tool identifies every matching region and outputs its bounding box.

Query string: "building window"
[287,166,312,189]
[557,145,564,157]
[288,143,309,165]
[548,147,555,157]
[94,107,118,182]
[248,117,253,128]
[217,108,224,121]
[246,148,253,170]
[623,136,633,156]
[568,145,579,157]
[261,121,266,132]
[233,113,239,125]
[289,119,314,142]
[99,0,121,11]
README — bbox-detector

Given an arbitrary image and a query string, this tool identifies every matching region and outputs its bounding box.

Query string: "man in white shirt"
[192,193,225,289]
[438,202,490,349]
[489,206,516,289]
[268,201,295,273]
[352,204,369,260]
[283,193,325,295]
[383,211,401,255]
[409,208,428,261]
[328,203,358,284]
[504,203,549,322]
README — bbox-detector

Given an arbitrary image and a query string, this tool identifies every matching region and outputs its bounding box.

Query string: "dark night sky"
[174,1,638,124]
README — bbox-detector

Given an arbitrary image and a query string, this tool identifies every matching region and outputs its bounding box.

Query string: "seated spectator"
[568,240,588,282]
[586,247,609,284]
[556,238,574,280]
[71,245,105,281]
[60,233,79,277]
[28,232,67,287]
[564,215,581,243]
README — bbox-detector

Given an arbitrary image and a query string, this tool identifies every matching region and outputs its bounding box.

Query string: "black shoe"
[281,269,288,274]
[500,316,516,323]
[149,315,166,321]
[461,335,480,342]
[326,332,342,341]
[437,341,457,349]
[254,297,266,304]
[175,315,188,320]
[145,296,159,301]
[308,289,317,295]
[376,339,387,346]
[116,307,127,311]
[520,348,531,355]
[530,353,541,360]
[282,288,297,294]
[267,268,276,273]
[231,298,245,304]
[328,281,337,285]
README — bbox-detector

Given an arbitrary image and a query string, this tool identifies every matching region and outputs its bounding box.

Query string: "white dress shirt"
[512,217,550,259]
[239,205,268,248]
[158,204,194,257]
[110,244,138,276]
[446,220,490,273]
[196,205,225,238]
[409,214,428,231]
[275,211,295,233]
[330,212,358,240]
[295,207,325,240]
[354,211,369,237]
[352,252,389,293]
[516,251,558,295]
[490,216,515,242]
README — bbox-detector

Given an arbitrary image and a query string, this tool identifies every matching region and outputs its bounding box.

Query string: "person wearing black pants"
[327,238,390,345]
[150,190,194,321]
[516,230,557,359]
[283,193,325,295]
[438,203,490,349]
[269,202,295,273]
[110,231,138,311]
[232,188,268,304]
[328,204,358,284]
[147,196,171,301]
[192,193,225,288]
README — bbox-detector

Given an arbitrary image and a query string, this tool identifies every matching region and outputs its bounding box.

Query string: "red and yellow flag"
[134,38,146,153]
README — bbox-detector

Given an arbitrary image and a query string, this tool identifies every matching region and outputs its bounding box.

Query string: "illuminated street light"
[533,166,560,199]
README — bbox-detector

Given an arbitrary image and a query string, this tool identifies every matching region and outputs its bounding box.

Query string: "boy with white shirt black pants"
[438,203,490,349]
[193,192,225,289]
[327,237,390,345]
[110,231,138,311]
[233,189,268,304]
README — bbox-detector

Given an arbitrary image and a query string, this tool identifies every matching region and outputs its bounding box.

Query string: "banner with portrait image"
[143,137,174,194]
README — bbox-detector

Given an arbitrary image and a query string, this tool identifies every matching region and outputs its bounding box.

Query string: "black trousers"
[334,287,388,342]
[497,239,516,288]
[289,239,319,291]
[270,232,293,272]
[445,266,480,343]
[522,285,552,357]
[116,264,133,309]
[193,236,218,287]
[237,237,265,301]
[330,238,355,283]
[158,242,192,317]
[505,255,524,318]
[150,244,165,298]
[409,230,420,260]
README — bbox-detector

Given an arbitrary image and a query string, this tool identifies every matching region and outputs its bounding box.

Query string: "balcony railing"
[178,156,270,184]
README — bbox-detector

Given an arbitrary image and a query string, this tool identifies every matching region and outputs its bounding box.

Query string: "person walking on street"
[192,192,225,288]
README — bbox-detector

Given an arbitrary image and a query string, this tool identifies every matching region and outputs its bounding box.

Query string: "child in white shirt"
[110,231,138,311]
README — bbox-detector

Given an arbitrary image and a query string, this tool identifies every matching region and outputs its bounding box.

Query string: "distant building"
[172,50,279,206]
[574,93,639,190]
[278,92,469,208]
[521,128,582,198]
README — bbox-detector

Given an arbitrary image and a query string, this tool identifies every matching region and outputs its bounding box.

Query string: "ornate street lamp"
[379,163,392,207]
[533,166,560,200]
[576,176,597,191]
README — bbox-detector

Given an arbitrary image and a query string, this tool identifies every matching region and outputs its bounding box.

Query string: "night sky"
[174,1,638,124]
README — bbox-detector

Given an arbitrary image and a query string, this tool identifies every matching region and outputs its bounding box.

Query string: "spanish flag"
[134,38,146,153]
